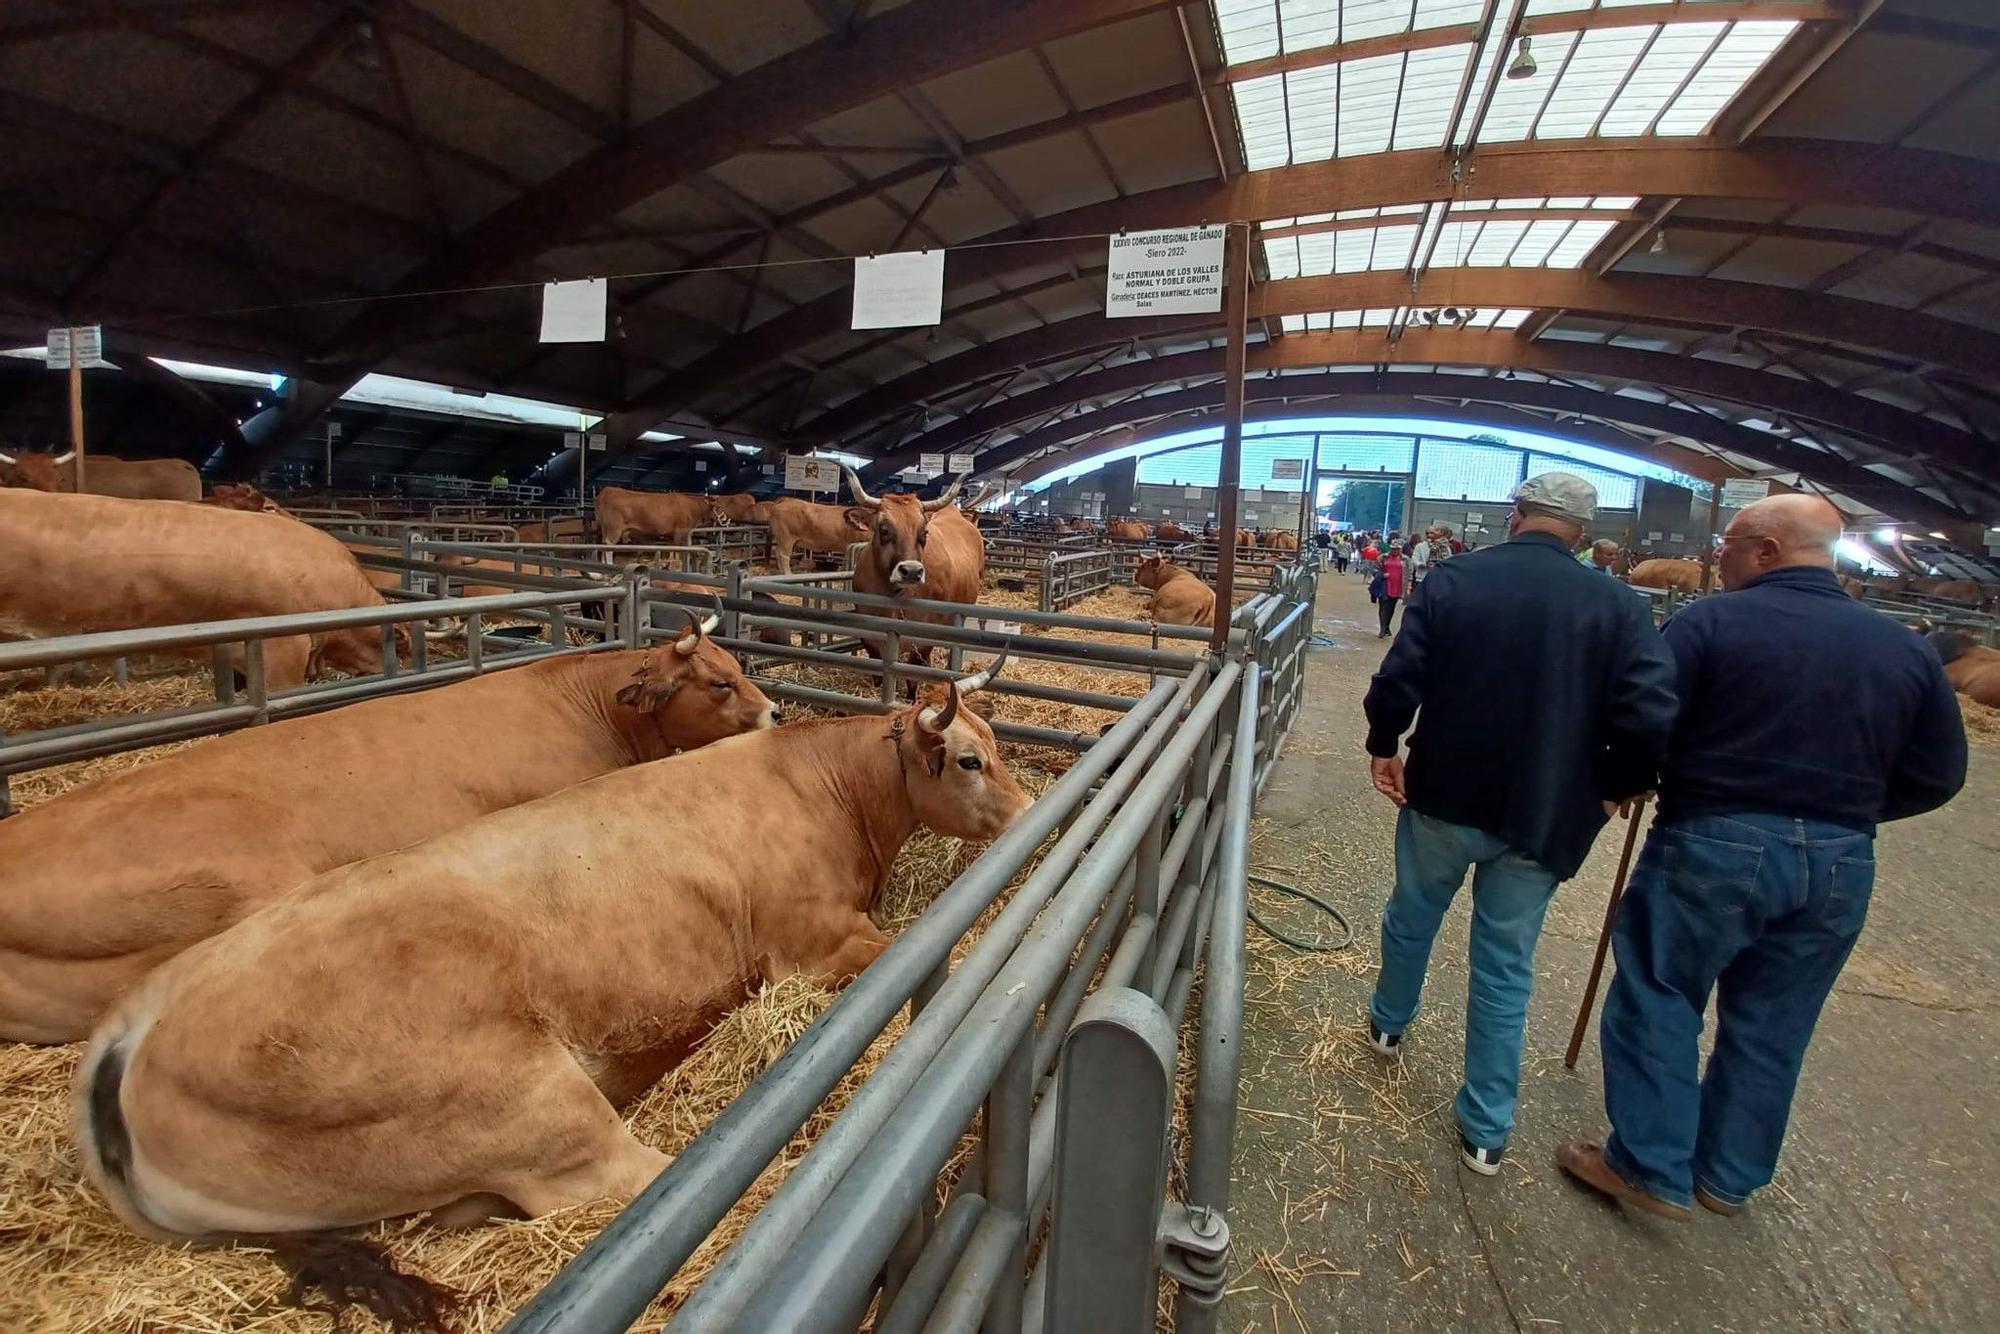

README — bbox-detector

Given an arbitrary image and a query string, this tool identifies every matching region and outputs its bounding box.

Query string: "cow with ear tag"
[76,653,1030,1242]
[843,465,987,677]
[0,607,772,1044]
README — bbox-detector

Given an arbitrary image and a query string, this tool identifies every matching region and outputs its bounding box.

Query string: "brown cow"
[1154,521,1193,542]
[0,448,202,502]
[1906,577,1997,610]
[76,662,1027,1239]
[1928,630,2000,708]
[1134,555,1216,627]
[1265,530,1301,554]
[594,487,723,546]
[1627,558,1709,595]
[751,496,868,573]
[0,490,395,687]
[203,482,287,514]
[710,492,766,524]
[1105,519,1150,541]
[844,468,987,672]
[0,616,772,1044]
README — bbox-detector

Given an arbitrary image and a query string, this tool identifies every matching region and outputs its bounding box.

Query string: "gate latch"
[1158,1200,1231,1306]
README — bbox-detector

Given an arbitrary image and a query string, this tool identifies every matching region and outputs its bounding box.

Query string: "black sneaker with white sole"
[1366,1022,1401,1056]
[1459,1134,1505,1176]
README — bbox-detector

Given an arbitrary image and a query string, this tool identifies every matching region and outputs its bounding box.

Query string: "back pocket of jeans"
[1823,853,1875,938]
[1659,829,1764,915]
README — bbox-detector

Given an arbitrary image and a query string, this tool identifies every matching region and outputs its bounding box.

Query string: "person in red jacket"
[1377,543,1408,636]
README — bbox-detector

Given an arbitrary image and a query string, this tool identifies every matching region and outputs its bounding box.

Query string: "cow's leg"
[764,912,892,988]
[480,1053,673,1217]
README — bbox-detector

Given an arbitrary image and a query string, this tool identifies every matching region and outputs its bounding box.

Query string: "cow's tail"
[76,1025,460,1333]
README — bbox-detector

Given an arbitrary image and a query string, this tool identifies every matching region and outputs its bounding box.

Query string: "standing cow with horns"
[843,465,988,677]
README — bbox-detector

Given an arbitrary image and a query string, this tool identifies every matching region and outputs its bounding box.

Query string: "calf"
[1134,554,1216,627]
[1927,630,2000,708]
[0,614,772,1043]
[76,660,1027,1239]
[762,496,869,573]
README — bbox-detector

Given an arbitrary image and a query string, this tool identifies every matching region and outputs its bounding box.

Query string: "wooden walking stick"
[1564,797,1648,1069]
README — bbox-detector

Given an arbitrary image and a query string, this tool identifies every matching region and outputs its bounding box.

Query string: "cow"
[1927,630,2000,708]
[0,614,772,1045]
[0,448,202,502]
[844,468,987,673]
[514,516,591,544]
[1154,521,1193,542]
[0,490,398,687]
[759,496,870,573]
[1133,555,1216,627]
[1265,530,1301,554]
[75,659,1028,1246]
[1627,557,1709,595]
[1905,577,1997,610]
[594,487,723,547]
[203,482,287,514]
[710,491,766,524]
[1106,519,1151,541]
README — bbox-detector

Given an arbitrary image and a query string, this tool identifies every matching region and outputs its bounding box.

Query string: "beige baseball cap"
[1513,471,1599,525]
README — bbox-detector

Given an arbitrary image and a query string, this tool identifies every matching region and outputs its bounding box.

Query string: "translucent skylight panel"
[1468,220,1530,265]
[1535,28,1653,138]
[1370,223,1419,269]
[1381,203,1426,215]
[1264,236,1302,279]
[1453,199,1495,212]
[1544,219,1615,267]
[1464,308,1502,329]
[1298,211,1337,224]
[1434,220,1482,265]
[1337,52,1404,156]
[1322,0,1407,44]
[1275,0,1346,52]
[1233,73,1292,169]
[1510,219,1574,267]
[1305,311,1332,330]
[1335,227,1376,272]
[1598,23,1726,136]
[1215,0,1280,62]
[1331,309,1363,328]
[1280,313,1308,333]
[1415,0,1487,26]
[1393,44,1475,149]
[1284,64,1342,161]
[1525,0,1594,16]
[1293,230,1340,273]
[1494,308,1531,329]
[1496,197,1546,209]
[1654,21,1798,135]
[1476,31,1577,143]
[1335,206,1382,220]
[1592,195,1639,209]
[1546,196,1592,208]
[1361,308,1395,326]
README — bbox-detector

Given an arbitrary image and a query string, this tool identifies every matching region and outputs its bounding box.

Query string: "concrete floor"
[1223,569,2000,1334]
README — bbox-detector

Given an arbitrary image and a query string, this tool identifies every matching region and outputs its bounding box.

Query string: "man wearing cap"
[1362,471,1678,1176]
[1557,494,1965,1220]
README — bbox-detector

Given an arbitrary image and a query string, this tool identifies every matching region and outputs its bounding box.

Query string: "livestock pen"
[0,547,1314,1333]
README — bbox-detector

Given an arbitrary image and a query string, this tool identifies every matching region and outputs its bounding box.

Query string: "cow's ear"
[843,507,871,531]
[615,682,646,709]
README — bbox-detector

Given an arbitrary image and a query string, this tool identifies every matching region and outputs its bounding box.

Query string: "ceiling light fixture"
[1649,232,1668,256]
[1506,36,1537,81]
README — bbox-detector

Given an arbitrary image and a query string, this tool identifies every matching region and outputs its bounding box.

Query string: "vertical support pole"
[244,637,269,722]
[67,329,87,495]
[1210,223,1249,655]
[1698,481,1724,592]
[723,563,744,642]
[210,643,236,705]
[982,1031,1033,1334]
[881,631,900,704]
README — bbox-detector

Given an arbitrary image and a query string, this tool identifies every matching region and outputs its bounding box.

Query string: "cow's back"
[1628,558,1703,594]
[80,457,202,503]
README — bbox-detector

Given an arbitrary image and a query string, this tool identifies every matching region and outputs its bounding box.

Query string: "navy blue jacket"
[1657,566,1967,829]
[1364,531,1678,879]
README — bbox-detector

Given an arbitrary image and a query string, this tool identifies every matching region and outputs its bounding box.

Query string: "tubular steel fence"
[0,539,1318,1331]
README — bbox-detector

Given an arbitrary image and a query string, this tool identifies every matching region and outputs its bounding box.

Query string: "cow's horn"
[422,616,465,641]
[920,475,965,513]
[52,450,76,464]
[674,606,710,655]
[957,641,1010,694]
[918,683,961,735]
[0,449,14,464]
[842,464,882,510]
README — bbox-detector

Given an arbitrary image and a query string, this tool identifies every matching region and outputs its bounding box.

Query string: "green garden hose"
[1246,874,1355,952]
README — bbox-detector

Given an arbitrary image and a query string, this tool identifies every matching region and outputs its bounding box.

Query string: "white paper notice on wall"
[1270,458,1304,480]
[46,325,108,368]
[785,455,842,493]
[540,279,607,343]
[1720,478,1771,509]
[852,250,945,329]
[1184,486,1203,499]
[947,453,975,475]
[918,453,946,477]
[1104,225,1225,318]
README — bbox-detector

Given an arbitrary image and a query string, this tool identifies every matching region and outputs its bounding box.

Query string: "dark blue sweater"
[1364,531,1678,879]
[1657,566,1967,829]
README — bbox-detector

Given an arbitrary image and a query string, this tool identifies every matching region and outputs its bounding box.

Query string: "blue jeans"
[1370,807,1561,1150]
[1601,813,1873,1209]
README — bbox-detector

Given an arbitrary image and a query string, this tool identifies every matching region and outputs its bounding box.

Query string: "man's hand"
[1371,756,1407,807]
[1602,792,1652,820]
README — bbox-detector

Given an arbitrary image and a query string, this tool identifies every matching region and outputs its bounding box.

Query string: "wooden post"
[1698,482,1724,591]
[67,328,86,495]
[1211,223,1249,655]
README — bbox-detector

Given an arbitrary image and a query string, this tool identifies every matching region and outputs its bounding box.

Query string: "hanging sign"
[1721,478,1771,509]
[587,433,606,452]
[539,279,607,343]
[851,250,945,329]
[785,455,842,493]
[947,453,976,475]
[1271,458,1305,480]
[46,325,108,369]
[563,431,583,450]
[918,453,946,477]
[694,459,707,472]
[1104,225,1226,318]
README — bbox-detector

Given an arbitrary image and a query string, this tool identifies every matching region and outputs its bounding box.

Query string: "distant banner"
[1720,478,1771,509]
[539,279,607,343]
[852,250,945,329]
[1104,226,1226,318]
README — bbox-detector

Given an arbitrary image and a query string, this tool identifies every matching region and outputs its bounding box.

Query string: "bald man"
[1559,494,1966,1220]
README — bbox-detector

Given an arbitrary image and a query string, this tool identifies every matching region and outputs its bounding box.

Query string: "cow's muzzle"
[891,561,926,586]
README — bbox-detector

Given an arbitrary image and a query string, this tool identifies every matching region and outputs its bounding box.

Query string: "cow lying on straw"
[77,654,1029,1243]
[0,612,772,1043]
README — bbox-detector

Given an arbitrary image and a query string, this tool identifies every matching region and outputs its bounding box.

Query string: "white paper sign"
[1184,486,1203,499]
[947,453,975,475]
[540,279,607,343]
[563,431,583,450]
[1271,458,1304,480]
[918,453,946,477]
[852,250,945,330]
[1647,531,1663,541]
[1105,226,1226,318]
[694,460,707,472]
[785,455,842,493]
[46,325,108,369]
[976,619,1021,637]
[587,432,606,452]
[1668,533,1686,543]
[1465,510,1482,524]
[1721,478,1771,509]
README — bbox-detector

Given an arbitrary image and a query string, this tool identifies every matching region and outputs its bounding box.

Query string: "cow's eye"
[957,754,982,770]
[918,530,929,546]
[710,679,731,691]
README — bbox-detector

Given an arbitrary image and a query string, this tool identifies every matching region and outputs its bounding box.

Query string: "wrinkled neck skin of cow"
[563,650,692,765]
[787,712,928,911]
